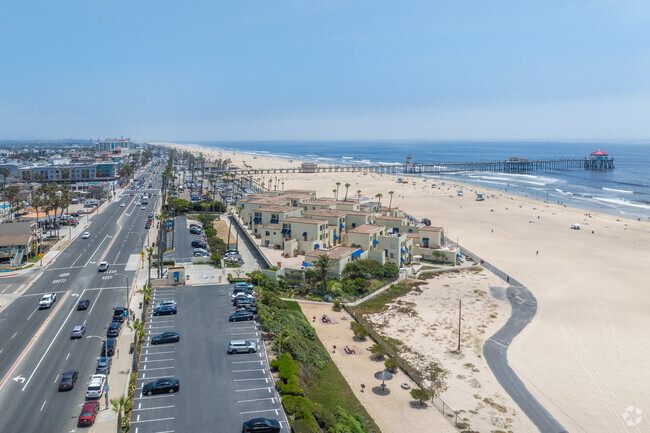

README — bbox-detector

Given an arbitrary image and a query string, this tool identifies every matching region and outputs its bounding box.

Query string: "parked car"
[38,293,56,309]
[58,370,79,391]
[101,338,116,356]
[96,356,112,375]
[228,340,257,354]
[141,205,146,210]
[156,300,177,308]
[191,240,207,249]
[235,303,257,314]
[189,226,202,234]
[106,322,121,338]
[229,310,255,322]
[232,293,255,305]
[145,222,151,229]
[113,307,127,323]
[153,305,177,316]
[82,232,90,239]
[142,378,179,395]
[78,401,100,426]
[85,374,106,398]
[151,332,180,345]
[242,418,282,433]
[225,255,241,263]
[232,287,253,297]
[70,325,86,339]
[77,299,90,310]
[98,261,109,272]
[225,248,239,255]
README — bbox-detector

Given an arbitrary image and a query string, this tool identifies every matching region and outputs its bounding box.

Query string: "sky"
[1,1,649,141]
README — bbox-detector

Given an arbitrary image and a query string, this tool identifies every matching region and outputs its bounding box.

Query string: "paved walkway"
[456,242,568,433]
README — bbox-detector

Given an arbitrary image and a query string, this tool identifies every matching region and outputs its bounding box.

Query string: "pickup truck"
[38,293,57,309]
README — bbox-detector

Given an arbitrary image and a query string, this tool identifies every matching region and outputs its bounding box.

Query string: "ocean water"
[188,140,650,220]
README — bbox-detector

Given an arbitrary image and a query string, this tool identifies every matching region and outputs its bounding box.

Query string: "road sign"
[38,253,43,258]
[140,252,145,257]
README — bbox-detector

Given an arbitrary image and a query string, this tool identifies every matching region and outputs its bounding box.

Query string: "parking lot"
[133,283,287,433]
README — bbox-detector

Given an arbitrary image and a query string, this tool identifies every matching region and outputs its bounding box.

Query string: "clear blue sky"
[1,1,649,141]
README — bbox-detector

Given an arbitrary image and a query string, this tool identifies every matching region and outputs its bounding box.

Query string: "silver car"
[228,340,257,354]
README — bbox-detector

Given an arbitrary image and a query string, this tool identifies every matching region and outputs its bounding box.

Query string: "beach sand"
[161,143,650,433]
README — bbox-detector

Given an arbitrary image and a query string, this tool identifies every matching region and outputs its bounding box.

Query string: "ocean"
[186,140,650,220]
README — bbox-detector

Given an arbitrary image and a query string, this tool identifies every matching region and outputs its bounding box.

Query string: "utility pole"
[457,299,462,352]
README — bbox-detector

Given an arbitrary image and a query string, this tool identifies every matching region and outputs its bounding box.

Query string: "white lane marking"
[237,397,275,403]
[231,360,263,364]
[132,405,175,412]
[239,409,280,415]
[130,417,175,424]
[22,289,87,391]
[145,351,175,356]
[84,234,110,267]
[142,358,174,363]
[233,378,269,382]
[71,253,84,267]
[11,332,17,339]
[53,374,59,383]
[40,400,46,411]
[87,289,102,316]
[133,394,175,401]
[235,387,274,392]
[66,353,70,360]
[26,307,39,321]
[232,369,265,373]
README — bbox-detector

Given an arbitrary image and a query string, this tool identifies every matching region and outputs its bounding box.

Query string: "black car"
[77,299,90,310]
[106,322,121,338]
[190,240,207,249]
[153,305,177,316]
[142,378,179,396]
[229,311,255,322]
[96,357,112,375]
[233,294,254,305]
[189,226,202,234]
[58,370,79,391]
[113,307,127,323]
[101,338,116,356]
[151,332,180,345]
[242,418,281,433]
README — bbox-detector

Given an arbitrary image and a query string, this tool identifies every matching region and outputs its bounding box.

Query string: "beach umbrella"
[374,370,394,388]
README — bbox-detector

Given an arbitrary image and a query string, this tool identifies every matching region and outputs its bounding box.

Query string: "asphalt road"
[480,259,569,433]
[0,164,163,433]
[133,283,288,433]
[166,215,195,263]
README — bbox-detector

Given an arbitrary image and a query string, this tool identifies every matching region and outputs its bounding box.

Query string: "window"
[390,253,395,259]
[265,231,270,236]
[390,243,397,249]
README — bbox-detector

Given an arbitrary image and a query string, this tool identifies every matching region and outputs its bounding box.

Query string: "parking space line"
[147,320,176,324]
[133,405,175,412]
[233,369,265,373]
[131,417,175,424]
[134,394,177,401]
[233,378,269,382]
[142,358,175,363]
[144,351,175,356]
[229,332,258,335]
[237,397,275,403]
[147,325,175,329]
[235,387,273,392]
[137,375,173,381]
[239,409,280,416]
[140,366,175,371]
[231,360,264,364]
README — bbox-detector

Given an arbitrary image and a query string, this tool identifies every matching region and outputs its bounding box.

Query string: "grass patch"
[353,281,422,314]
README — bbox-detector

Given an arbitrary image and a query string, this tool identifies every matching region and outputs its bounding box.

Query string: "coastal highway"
[0,170,162,432]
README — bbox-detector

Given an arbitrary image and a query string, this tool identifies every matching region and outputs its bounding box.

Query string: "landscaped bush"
[351,322,368,340]
[384,357,398,372]
[330,406,366,433]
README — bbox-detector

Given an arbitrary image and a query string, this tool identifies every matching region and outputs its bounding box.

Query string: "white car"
[85,374,106,398]
[82,232,90,239]
[38,293,56,309]
[156,300,177,309]
[141,206,146,210]
[121,203,125,207]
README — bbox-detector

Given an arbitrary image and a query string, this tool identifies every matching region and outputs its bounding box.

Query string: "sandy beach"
[160,142,650,433]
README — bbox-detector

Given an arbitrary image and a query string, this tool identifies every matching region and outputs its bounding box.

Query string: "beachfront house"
[249,205,303,235]
[376,232,413,267]
[374,215,415,234]
[411,226,459,263]
[303,209,348,246]
[343,210,375,230]
[276,217,333,255]
[416,226,445,248]
[0,222,41,269]
[303,246,367,278]
[347,224,386,252]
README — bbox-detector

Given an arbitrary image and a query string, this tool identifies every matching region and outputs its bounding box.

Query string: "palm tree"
[388,191,395,211]
[110,395,127,433]
[314,254,335,292]
[31,195,44,242]
[356,190,362,203]
[4,186,20,220]
[1,168,10,200]
[343,183,351,202]
[375,193,383,209]
[335,182,341,200]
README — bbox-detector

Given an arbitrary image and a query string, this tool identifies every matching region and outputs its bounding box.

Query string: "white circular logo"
[622,406,643,426]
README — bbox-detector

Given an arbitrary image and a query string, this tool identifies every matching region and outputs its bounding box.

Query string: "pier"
[227,154,614,176]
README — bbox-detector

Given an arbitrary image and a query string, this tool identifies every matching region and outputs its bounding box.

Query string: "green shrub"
[329,406,366,433]
[410,388,430,406]
[384,358,398,372]
[332,299,342,311]
[351,322,368,340]
[280,382,304,396]
[369,343,386,359]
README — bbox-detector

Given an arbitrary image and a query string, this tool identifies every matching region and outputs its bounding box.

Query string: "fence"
[344,305,475,432]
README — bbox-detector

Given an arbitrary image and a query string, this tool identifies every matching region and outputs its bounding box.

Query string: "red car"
[78,401,100,426]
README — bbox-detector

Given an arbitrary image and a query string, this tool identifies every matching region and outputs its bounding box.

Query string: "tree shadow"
[408,401,429,410]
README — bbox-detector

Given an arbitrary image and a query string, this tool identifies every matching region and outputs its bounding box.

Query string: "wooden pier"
[227,156,614,176]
